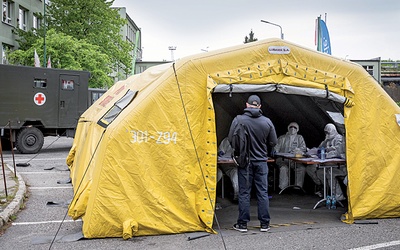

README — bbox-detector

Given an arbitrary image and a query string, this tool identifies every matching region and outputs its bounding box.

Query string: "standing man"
[228,95,277,233]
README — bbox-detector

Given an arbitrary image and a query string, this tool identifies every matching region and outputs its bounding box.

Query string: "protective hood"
[287,122,299,135]
[324,123,338,140]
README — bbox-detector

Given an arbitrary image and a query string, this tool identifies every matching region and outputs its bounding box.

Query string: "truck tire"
[15,127,44,154]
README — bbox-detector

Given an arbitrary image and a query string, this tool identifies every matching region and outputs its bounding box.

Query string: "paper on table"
[274,152,296,158]
[306,147,319,155]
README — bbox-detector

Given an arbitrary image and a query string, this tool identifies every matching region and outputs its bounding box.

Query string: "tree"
[8,0,133,87]
[8,29,113,88]
[244,30,258,44]
[46,0,133,76]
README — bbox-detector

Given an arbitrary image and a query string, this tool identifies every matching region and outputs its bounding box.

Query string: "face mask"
[288,127,297,135]
[325,131,335,140]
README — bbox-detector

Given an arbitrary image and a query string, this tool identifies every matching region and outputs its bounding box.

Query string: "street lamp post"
[260,20,284,40]
[168,46,176,61]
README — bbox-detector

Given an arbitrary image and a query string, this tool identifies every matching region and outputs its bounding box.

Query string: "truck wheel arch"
[15,127,44,154]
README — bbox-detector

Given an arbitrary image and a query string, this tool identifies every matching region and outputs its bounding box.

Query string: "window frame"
[18,6,28,30]
[97,90,138,128]
[2,0,12,24]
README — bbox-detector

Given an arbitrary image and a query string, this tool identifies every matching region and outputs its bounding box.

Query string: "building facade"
[1,0,43,64]
[352,58,400,102]
[113,7,142,81]
[381,61,400,86]
[351,58,381,83]
[135,60,171,74]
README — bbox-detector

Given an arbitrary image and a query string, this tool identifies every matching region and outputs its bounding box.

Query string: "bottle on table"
[326,195,331,209]
[331,196,337,209]
[321,147,326,160]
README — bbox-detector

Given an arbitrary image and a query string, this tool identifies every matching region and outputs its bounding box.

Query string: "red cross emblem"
[34,92,46,106]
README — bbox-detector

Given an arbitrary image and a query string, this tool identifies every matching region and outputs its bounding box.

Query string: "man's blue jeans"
[237,161,270,225]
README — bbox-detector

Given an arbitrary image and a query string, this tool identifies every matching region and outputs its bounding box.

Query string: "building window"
[363,65,374,76]
[138,66,147,73]
[2,43,12,64]
[2,0,13,24]
[33,14,41,30]
[18,7,28,30]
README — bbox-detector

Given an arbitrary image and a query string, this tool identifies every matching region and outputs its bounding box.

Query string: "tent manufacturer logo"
[268,46,290,54]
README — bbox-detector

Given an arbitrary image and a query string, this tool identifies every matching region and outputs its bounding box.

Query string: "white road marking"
[18,172,69,174]
[12,219,81,226]
[349,240,400,250]
[29,187,72,190]
[3,158,67,163]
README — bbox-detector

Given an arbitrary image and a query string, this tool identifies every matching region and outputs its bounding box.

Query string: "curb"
[0,164,26,228]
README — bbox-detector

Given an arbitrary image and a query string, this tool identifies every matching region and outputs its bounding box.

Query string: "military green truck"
[0,64,105,154]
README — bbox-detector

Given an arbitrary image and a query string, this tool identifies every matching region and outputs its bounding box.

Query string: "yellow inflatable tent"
[67,38,400,239]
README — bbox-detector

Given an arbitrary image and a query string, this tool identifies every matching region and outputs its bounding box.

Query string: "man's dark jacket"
[228,107,277,162]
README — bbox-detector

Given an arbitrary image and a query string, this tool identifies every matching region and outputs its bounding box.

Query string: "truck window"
[61,79,74,90]
[34,79,47,88]
[88,88,107,106]
[92,92,104,103]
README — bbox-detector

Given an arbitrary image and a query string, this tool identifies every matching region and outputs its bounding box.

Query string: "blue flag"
[319,19,331,55]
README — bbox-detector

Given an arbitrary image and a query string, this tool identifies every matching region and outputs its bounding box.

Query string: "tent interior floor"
[214,185,348,234]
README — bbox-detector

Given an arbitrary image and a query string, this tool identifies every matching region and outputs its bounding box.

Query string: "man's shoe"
[260,224,270,232]
[233,223,247,232]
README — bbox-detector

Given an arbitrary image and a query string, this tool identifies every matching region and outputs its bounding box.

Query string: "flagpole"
[317,16,321,52]
[43,0,46,67]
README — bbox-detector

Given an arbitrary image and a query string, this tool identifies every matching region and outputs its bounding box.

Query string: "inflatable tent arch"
[67,38,400,239]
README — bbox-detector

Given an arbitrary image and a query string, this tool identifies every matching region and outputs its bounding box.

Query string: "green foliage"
[8,0,133,87]
[46,0,133,75]
[12,28,42,51]
[8,29,113,87]
[397,101,400,107]
[244,30,258,44]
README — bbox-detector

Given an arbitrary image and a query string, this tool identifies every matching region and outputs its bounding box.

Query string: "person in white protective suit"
[274,122,307,190]
[306,123,347,200]
[217,137,239,201]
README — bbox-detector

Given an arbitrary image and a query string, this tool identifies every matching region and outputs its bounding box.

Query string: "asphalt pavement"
[0,156,26,229]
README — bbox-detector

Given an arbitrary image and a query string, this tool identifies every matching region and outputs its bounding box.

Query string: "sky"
[112,0,400,62]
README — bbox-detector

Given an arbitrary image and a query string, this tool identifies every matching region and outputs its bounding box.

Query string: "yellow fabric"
[67,39,400,238]
[122,219,138,239]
